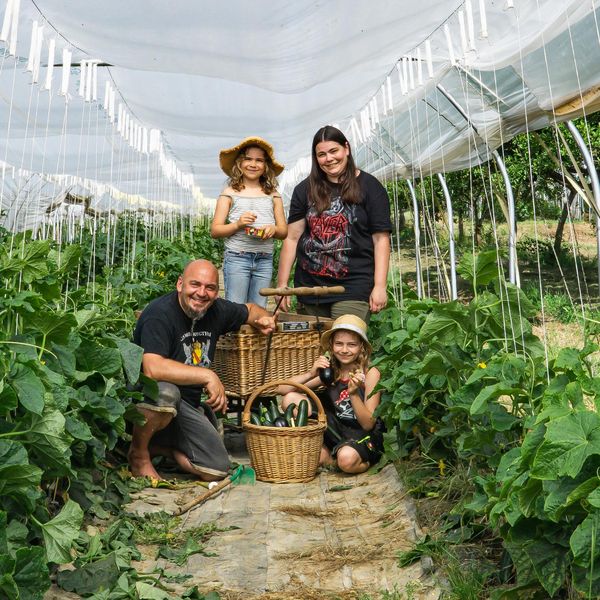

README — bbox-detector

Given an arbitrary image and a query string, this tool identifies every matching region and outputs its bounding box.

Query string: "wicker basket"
[242,380,326,483]
[213,314,332,397]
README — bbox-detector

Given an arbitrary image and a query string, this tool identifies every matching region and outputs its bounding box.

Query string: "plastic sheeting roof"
[1,0,600,225]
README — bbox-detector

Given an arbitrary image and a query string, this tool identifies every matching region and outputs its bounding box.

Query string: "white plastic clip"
[60,48,71,96]
[425,40,434,78]
[479,0,488,38]
[44,38,55,91]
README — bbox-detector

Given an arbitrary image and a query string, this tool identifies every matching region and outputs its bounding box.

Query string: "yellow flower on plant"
[478,362,487,369]
[438,459,446,477]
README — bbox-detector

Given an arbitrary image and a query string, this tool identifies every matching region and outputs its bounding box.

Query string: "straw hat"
[320,314,371,353]
[219,137,284,176]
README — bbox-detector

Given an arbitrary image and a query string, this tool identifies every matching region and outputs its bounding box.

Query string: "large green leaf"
[0,239,51,284]
[39,500,83,564]
[111,337,143,385]
[0,441,42,503]
[531,412,600,479]
[76,342,122,377]
[470,383,520,415]
[49,244,81,275]
[9,363,45,415]
[0,554,17,599]
[25,410,72,475]
[57,552,120,595]
[505,530,568,596]
[0,384,18,413]
[12,546,50,600]
[458,250,501,289]
[136,582,171,599]
[570,511,600,567]
[25,312,78,347]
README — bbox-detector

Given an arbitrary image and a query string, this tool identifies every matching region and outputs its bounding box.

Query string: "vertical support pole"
[406,179,423,298]
[566,120,600,288]
[437,173,458,300]
[492,150,519,287]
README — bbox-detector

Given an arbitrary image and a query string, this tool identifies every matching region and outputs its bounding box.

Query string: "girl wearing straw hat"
[278,314,384,474]
[211,137,287,307]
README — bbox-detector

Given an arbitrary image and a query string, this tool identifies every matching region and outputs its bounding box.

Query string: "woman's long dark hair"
[308,125,361,213]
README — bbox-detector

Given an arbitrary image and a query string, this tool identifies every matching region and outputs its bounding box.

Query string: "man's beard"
[182,305,207,320]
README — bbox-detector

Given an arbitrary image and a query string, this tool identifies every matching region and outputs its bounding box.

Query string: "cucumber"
[250,413,262,426]
[269,400,282,423]
[296,399,309,427]
[260,405,273,426]
[284,403,297,427]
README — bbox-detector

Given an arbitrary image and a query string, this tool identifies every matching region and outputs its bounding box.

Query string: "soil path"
[123,443,441,599]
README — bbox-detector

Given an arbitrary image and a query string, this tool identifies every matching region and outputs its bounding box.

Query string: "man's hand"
[253,315,276,335]
[203,370,227,413]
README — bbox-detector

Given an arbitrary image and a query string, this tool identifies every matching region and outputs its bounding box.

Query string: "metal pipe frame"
[492,150,519,286]
[406,179,423,298]
[437,173,458,299]
[566,120,600,287]
[436,83,519,286]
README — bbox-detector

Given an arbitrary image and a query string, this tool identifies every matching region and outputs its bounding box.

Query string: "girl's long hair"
[327,330,370,382]
[229,146,278,194]
[308,125,361,214]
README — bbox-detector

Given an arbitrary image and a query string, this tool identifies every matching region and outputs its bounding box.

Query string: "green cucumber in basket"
[250,413,262,426]
[296,399,309,427]
[268,400,282,423]
[284,403,297,427]
[260,405,273,426]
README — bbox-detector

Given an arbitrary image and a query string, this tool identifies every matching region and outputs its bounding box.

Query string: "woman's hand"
[236,211,257,229]
[275,295,291,312]
[310,355,331,378]
[369,284,388,313]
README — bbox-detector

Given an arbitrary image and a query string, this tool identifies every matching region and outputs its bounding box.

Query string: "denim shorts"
[223,250,273,307]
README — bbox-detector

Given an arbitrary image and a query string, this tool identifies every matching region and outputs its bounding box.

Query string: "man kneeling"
[129,259,275,481]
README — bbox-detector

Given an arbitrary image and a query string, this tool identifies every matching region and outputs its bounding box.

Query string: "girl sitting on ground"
[278,314,384,474]
[211,137,287,307]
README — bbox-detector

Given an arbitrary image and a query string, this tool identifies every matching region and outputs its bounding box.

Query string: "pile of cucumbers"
[250,399,309,427]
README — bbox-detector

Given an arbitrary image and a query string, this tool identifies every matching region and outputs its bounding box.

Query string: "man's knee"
[137,382,181,415]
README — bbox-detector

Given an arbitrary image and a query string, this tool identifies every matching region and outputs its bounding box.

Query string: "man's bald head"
[177,260,220,319]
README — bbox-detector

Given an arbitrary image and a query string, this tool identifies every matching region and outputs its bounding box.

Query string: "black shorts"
[323,412,385,466]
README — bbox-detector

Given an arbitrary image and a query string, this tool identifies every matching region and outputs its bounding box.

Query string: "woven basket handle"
[242,379,326,426]
[259,285,345,297]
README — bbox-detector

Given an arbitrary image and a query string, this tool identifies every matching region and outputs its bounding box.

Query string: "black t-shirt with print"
[287,171,392,303]
[133,291,248,404]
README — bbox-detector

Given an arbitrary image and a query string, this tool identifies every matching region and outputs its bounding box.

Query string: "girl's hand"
[237,211,257,229]
[347,369,366,395]
[310,355,330,378]
[262,224,276,239]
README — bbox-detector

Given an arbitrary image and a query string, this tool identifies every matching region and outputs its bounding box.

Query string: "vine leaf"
[39,500,83,564]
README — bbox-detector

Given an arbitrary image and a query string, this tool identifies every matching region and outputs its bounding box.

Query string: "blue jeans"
[223,250,273,307]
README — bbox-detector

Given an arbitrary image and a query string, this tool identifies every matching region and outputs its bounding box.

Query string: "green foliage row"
[371,250,600,598]
[0,221,224,599]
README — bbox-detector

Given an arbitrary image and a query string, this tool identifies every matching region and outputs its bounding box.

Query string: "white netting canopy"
[1,0,599,228]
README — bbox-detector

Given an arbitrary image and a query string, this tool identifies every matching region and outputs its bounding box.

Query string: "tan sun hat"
[219,136,284,177]
[320,314,371,353]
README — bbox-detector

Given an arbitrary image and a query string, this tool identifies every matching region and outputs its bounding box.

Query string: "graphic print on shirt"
[334,385,355,420]
[182,336,211,367]
[300,196,355,278]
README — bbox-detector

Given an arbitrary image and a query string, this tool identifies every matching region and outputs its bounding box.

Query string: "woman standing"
[276,126,391,322]
[211,137,287,307]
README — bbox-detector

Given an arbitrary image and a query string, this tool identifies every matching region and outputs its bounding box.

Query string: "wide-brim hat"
[320,314,371,353]
[219,136,284,177]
